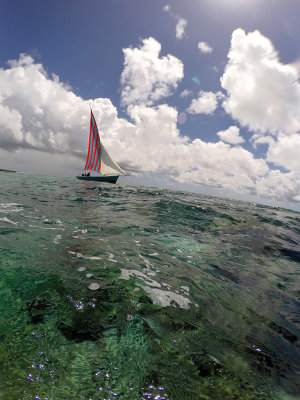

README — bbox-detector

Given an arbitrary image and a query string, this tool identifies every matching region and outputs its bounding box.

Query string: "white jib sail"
[101,145,125,176]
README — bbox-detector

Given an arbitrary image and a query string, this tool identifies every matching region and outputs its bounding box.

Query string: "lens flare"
[192,77,201,85]
[178,112,187,125]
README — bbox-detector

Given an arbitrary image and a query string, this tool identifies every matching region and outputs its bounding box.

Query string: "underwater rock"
[27,298,51,324]
[58,320,104,342]
[280,248,300,262]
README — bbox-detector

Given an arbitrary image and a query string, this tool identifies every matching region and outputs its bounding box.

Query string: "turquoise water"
[0,172,299,400]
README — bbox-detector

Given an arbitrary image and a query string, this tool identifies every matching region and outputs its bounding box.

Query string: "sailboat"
[77,110,125,183]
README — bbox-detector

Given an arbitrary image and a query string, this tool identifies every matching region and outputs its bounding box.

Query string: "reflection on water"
[0,173,299,399]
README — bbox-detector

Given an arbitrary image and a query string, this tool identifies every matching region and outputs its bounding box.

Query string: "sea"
[0,172,299,400]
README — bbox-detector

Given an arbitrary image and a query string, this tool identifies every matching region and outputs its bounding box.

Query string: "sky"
[0,0,300,210]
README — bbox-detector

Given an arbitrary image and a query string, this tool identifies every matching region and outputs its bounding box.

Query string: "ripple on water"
[0,173,299,400]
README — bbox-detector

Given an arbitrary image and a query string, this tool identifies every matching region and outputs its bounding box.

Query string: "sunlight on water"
[0,173,299,399]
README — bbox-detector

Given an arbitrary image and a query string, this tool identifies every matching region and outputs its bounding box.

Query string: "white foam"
[53,234,62,244]
[108,253,118,263]
[139,253,153,268]
[0,203,23,213]
[68,250,102,260]
[0,217,18,225]
[72,228,87,238]
[69,250,83,257]
[28,224,63,231]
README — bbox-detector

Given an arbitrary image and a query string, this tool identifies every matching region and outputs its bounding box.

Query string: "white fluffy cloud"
[219,29,300,203]
[198,41,213,54]
[266,134,300,172]
[0,55,264,194]
[120,37,184,107]
[107,103,269,194]
[256,170,300,203]
[221,29,300,137]
[180,89,192,98]
[175,139,269,192]
[187,91,219,115]
[0,51,299,206]
[0,53,132,174]
[163,4,187,40]
[217,126,245,145]
[176,18,187,39]
[0,54,86,154]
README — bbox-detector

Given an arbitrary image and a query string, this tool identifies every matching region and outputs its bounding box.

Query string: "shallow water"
[0,172,299,400]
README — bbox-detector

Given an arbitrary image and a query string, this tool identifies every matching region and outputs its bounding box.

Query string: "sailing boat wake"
[77,110,125,183]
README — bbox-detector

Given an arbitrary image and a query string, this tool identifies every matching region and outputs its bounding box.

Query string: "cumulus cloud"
[219,29,300,203]
[1,51,299,206]
[163,4,187,40]
[0,54,85,154]
[198,41,213,54]
[180,89,192,98]
[175,139,269,191]
[186,91,219,115]
[107,103,269,194]
[221,29,300,137]
[0,55,264,195]
[256,170,300,203]
[251,135,274,148]
[266,134,300,172]
[217,126,245,145]
[120,37,184,107]
[176,18,187,39]
[0,54,131,164]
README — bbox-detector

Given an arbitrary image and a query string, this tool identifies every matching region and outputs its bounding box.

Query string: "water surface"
[0,173,299,400]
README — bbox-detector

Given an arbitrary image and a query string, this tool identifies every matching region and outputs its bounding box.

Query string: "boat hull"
[77,175,119,183]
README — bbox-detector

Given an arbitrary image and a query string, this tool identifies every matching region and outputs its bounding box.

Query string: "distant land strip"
[0,168,17,173]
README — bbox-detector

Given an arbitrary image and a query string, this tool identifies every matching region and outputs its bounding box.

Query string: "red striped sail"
[84,111,102,173]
